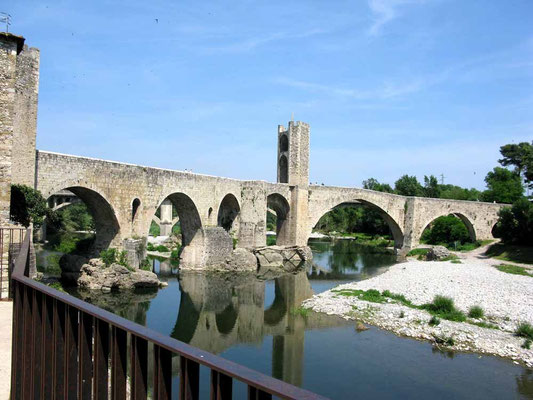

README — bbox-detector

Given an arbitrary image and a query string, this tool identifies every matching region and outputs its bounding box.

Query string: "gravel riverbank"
[303,257,533,367]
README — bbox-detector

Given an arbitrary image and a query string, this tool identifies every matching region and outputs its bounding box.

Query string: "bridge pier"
[159,199,173,236]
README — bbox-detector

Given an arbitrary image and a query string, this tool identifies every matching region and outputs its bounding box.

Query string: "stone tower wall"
[12,45,39,187]
[0,33,25,223]
[277,121,310,187]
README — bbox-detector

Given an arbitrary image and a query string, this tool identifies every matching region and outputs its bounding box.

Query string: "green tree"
[498,142,533,177]
[439,185,481,201]
[493,198,533,245]
[394,175,423,197]
[423,175,441,198]
[362,178,394,193]
[422,215,470,245]
[10,184,51,228]
[481,167,523,204]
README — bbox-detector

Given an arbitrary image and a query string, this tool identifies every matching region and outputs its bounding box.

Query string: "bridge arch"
[267,193,290,245]
[46,186,120,253]
[418,212,477,244]
[309,198,405,249]
[217,193,240,232]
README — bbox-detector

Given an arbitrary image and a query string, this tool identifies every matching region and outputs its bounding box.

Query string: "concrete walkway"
[0,302,12,400]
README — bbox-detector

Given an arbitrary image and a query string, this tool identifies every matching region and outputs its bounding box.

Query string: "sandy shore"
[303,255,533,367]
[0,302,12,400]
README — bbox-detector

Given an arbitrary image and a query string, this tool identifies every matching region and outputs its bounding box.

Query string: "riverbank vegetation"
[333,288,502,329]
[496,264,532,277]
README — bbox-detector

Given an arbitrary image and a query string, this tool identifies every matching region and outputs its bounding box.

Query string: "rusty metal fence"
[0,227,26,300]
[10,229,327,399]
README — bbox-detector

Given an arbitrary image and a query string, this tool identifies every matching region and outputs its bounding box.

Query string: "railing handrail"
[11,229,327,399]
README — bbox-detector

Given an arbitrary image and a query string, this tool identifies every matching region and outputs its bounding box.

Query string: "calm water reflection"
[71,240,532,399]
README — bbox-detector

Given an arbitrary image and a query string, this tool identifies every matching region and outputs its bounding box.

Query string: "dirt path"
[454,241,533,270]
[0,302,12,400]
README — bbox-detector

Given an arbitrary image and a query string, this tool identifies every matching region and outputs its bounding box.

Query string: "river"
[65,239,532,399]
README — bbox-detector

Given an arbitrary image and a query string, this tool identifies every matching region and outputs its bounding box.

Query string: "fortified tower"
[0,32,39,223]
[277,121,310,246]
[277,121,310,186]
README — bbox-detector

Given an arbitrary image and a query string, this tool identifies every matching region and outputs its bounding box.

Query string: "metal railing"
[10,229,327,399]
[0,227,26,300]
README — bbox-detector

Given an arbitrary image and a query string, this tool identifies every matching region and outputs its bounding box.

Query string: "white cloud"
[367,0,427,36]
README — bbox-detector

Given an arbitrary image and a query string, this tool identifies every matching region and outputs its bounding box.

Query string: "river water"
[67,239,533,399]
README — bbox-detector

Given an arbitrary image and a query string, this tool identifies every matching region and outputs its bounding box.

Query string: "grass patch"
[486,243,533,265]
[407,248,429,257]
[496,264,531,277]
[429,316,440,326]
[421,295,466,322]
[440,254,460,262]
[522,339,532,350]
[333,289,386,303]
[470,321,498,330]
[468,305,484,319]
[451,259,462,264]
[515,322,533,340]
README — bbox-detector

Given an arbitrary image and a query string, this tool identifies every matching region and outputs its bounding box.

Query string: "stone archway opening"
[279,155,288,184]
[266,193,290,246]
[420,213,476,249]
[217,194,240,233]
[44,186,120,257]
[279,134,289,152]
[311,200,404,250]
[131,198,141,223]
[152,193,204,267]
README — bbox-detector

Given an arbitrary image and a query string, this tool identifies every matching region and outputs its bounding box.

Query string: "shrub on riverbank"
[468,305,484,319]
[421,296,466,322]
[515,322,533,340]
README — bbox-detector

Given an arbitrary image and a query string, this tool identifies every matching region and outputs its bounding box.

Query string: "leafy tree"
[422,215,470,245]
[423,175,441,198]
[481,167,523,204]
[58,202,94,232]
[498,142,533,178]
[394,175,423,197]
[439,185,481,201]
[10,184,51,228]
[362,178,394,193]
[493,198,533,245]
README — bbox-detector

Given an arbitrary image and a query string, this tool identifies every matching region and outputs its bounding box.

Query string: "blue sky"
[6,0,533,189]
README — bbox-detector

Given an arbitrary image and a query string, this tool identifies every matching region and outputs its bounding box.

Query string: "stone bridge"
[1,32,505,270]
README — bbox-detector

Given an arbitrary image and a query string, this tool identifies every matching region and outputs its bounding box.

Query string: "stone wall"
[12,45,39,187]
[0,33,24,223]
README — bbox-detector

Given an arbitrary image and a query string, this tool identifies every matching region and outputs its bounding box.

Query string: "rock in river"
[77,259,161,291]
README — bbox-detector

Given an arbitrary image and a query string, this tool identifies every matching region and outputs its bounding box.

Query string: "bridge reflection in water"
[75,261,352,388]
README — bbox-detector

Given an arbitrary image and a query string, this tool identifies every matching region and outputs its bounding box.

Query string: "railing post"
[42,295,54,398]
[131,335,148,399]
[94,319,110,399]
[21,285,34,398]
[153,345,172,400]
[79,311,94,399]
[211,370,233,400]
[248,386,273,400]
[53,300,66,398]
[180,356,199,400]
[111,326,127,400]
[32,290,43,398]
[10,281,23,399]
